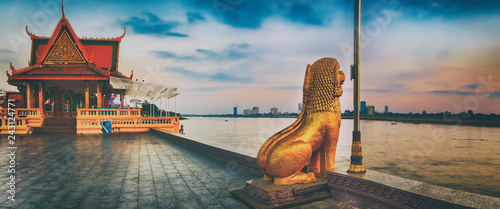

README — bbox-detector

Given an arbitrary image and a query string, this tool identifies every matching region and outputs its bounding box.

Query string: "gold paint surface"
[45,30,86,64]
[257,58,344,185]
[347,164,366,173]
[351,141,363,156]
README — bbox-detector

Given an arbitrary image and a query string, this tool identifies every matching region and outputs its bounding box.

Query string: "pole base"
[347,164,366,173]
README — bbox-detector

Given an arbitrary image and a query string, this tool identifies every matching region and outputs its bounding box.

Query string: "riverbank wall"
[151,128,500,208]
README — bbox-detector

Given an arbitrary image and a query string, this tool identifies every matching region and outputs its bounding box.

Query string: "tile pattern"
[0,133,259,208]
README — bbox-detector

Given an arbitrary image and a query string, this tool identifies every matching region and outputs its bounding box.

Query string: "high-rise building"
[244,109,251,115]
[252,106,259,115]
[384,105,388,114]
[298,103,302,111]
[367,106,375,115]
[360,101,366,114]
[233,106,238,116]
[271,107,278,115]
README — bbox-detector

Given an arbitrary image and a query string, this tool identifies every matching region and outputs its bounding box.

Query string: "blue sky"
[1,0,499,114]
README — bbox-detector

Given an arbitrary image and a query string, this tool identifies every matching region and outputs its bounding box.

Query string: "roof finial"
[62,0,65,18]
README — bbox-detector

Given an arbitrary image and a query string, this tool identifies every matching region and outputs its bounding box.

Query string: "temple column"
[97,82,102,108]
[104,92,110,108]
[20,86,26,108]
[26,82,33,108]
[34,85,39,109]
[38,82,44,115]
[52,87,59,116]
[85,81,90,109]
[59,90,65,117]
[69,90,73,116]
[120,90,125,108]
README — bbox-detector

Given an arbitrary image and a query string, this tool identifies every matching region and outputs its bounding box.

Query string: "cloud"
[180,0,339,29]
[272,86,302,91]
[162,67,252,83]
[186,12,206,24]
[429,90,500,98]
[363,88,393,93]
[121,12,188,37]
[187,86,235,92]
[0,49,13,54]
[461,84,480,89]
[284,3,323,25]
[393,0,500,19]
[153,43,251,61]
[430,90,475,95]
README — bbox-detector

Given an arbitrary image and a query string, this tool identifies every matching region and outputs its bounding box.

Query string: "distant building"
[271,107,278,115]
[384,105,388,114]
[243,107,260,115]
[366,106,375,115]
[298,103,302,111]
[233,106,238,116]
[253,106,259,115]
[360,101,366,114]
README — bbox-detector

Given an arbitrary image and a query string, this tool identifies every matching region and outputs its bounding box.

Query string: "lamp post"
[348,0,366,173]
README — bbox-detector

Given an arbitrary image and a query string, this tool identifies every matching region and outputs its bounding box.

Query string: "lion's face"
[306,57,345,113]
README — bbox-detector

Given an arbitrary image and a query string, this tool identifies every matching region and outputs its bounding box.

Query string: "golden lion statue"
[257,58,345,185]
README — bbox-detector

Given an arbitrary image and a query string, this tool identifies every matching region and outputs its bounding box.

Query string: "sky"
[0,0,499,115]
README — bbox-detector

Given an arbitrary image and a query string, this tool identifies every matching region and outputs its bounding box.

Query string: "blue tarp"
[101,120,112,134]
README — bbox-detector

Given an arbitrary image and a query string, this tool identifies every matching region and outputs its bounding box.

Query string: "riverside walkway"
[0,133,262,208]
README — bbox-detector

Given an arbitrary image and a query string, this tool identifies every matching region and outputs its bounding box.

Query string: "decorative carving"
[44,30,86,64]
[327,172,472,209]
[257,58,345,185]
[9,63,16,73]
[36,50,43,64]
[25,25,35,39]
[129,70,134,79]
[6,71,12,80]
[118,27,126,39]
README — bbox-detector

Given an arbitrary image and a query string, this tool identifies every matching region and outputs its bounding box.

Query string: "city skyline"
[1,0,499,114]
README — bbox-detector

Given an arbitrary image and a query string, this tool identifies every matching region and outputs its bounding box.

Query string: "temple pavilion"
[2,6,179,134]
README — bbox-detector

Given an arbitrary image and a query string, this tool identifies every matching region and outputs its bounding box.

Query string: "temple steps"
[42,117,76,126]
[32,117,77,134]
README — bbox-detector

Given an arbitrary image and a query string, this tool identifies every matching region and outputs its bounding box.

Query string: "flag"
[109,93,117,105]
[44,98,51,104]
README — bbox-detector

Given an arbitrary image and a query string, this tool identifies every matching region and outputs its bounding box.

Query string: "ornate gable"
[44,30,86,64]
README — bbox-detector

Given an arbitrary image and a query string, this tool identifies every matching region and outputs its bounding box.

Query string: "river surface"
[180,117,500,198]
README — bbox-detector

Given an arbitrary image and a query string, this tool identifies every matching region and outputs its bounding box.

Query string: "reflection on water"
[181,117,500,198]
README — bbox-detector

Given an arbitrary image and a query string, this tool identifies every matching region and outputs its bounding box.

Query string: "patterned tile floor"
[0,133,260,208]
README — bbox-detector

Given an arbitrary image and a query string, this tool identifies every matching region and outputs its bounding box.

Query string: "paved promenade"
[0,133,261,208]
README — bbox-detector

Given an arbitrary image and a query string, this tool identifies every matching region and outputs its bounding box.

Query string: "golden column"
[26,82,33,108]
[59,89,65,117]
[85,81,90,109]
[348,0,366,173]
[104,90,110,108]
[97,82,102,108]
[38,82,44,115]
[120,90,125,108]
[69,90,73,115]
[52,87,59,116]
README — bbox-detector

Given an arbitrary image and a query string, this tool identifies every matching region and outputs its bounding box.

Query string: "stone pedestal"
[232,177,330,209]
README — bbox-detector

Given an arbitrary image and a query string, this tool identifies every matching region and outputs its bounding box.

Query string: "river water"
[180,117,500,198]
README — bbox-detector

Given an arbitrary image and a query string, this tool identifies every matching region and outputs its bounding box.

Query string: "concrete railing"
[76,109,179,134]
[0,117,30,134]
[77,108,141,118]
